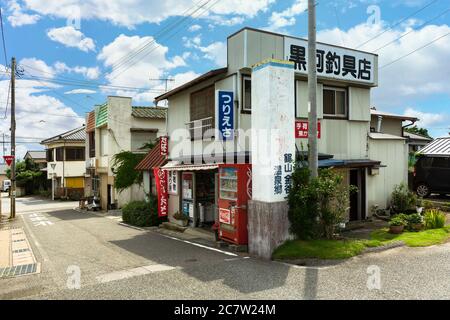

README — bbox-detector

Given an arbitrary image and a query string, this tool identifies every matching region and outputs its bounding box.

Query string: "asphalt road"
[1,201,450,299]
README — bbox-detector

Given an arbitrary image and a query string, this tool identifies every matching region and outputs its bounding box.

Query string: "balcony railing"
[185,117,214,140]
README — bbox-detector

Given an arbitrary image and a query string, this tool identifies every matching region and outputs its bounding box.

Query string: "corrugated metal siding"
[419,137,450,156]
[135,142,167,170]
[96,104,108,127]
[86,111,95,133]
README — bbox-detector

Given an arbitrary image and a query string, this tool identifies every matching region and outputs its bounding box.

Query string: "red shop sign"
[295,121,321,139]
[153,168,168,217]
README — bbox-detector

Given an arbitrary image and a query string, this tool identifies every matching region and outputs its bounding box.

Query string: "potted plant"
[406,213,424,231]
[172,212,189,227]
[389,215,407,234]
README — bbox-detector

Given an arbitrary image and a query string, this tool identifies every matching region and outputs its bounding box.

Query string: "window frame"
[65,147,86,161]
[56,147,64,161]
[168,171,178,195]
[88,132,95,158]
[46,148,54,162]
[323,86,348,119]
[241,75,252,114]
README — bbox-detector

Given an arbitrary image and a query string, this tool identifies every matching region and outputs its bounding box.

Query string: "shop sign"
[219,208,231,224]
[295,121,321,139]
[217,91,234,141]
[284,36,376,85]
[153,168,168,217]
[160,136,168,156]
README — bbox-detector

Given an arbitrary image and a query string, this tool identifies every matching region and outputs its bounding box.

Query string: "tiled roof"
[24,151,46,160]
[96,104,108,127]
[418,137,450,156]
[132,106,167,119]
[135,140,167,170]
[41,126,86,144]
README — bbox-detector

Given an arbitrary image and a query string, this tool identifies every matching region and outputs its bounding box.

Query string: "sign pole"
[10,57,16,219]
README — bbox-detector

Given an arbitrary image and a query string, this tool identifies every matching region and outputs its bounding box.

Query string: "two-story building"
[84,96,166,210]
[23,150,47,170]
[152,27,411,258]
[41,126,86,199]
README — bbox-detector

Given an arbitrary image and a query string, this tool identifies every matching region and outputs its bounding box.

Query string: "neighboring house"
[403,131,433,153]
[0,164,8,188]
[84,96,167,210]
[41,126,86,199]
[23,150,47,169]
[149,27,414,257]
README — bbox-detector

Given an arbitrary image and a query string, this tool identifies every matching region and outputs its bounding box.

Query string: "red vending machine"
[218,164,252,245]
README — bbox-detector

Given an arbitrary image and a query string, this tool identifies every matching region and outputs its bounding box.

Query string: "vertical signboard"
[217,91,234,141]
[153,168,168,217]
[160,136,168,156]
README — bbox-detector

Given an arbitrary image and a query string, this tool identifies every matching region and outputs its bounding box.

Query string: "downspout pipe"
[402,119,417,138]
[376,115,383,133]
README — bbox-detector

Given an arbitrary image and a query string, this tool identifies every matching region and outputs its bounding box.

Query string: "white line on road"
[96,264,176,283]
[160,234,238,257]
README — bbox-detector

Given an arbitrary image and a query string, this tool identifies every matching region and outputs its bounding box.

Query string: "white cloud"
[183,35,202,48]
[267,0,307,32]
[22,0,274,28]
[0,79,84,159]
[404,108,449,129]
[47,26,96,52]
[19,57,56,78]
[188,24,202,32]
[54,62,100,80]
[64,89,97,95]
[7,0,40,27]
[198,42,227,67]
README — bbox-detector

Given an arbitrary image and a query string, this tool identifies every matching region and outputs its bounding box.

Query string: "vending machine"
[218,164,252,245]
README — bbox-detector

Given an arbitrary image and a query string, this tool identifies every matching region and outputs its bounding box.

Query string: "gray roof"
[24,150,46,160]
[403,131,433,142]
[41,126,86,145]
[132,106,167,119]
[418,137,450,156]
[370,109,418,122]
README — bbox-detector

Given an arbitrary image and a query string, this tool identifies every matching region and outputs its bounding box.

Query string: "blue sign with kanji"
[217,91,234,141]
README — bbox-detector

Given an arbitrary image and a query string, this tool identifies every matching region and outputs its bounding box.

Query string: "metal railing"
[185,117,214,140]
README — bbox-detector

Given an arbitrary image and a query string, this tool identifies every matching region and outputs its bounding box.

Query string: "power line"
[373,7,450,52]
[0,8,8,70]
[380,32,450,69]
[355,0,439,49]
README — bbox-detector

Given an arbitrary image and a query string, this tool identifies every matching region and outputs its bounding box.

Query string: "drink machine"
[218,164,252,245]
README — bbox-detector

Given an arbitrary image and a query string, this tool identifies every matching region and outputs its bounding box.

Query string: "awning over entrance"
[318,159,381,168]
[162,161,219,172]
[135,140,167,171]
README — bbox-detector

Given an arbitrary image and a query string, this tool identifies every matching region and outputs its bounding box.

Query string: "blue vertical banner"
[217,91,234,141]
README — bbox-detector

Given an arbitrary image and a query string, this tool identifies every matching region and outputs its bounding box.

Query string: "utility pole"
[9,57,16,219]
[307,0,318,178]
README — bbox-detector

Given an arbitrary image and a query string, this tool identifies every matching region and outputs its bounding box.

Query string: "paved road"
[0,193,78,216]
[1,200,450,299]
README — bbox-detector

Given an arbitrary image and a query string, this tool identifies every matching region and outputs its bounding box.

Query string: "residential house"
[23,150,47,169]
[84,96,166,210]
[403,131,433,153]
[150,27,413,257]
[0,164,7,189]
[41,126,86,199]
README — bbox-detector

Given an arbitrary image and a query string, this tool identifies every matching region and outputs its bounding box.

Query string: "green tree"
[405,125,432,139]
[6,158,46,194]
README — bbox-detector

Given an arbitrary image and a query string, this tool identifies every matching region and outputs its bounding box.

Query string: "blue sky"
[0,0,449,157]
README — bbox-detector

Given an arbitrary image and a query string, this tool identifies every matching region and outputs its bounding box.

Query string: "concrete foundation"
[247,200,291,259]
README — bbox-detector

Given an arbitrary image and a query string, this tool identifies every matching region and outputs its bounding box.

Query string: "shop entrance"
[181,170,218,229]
[349,168,366,221]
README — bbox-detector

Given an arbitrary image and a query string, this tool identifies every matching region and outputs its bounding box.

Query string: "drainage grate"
[13,248,30,254]
[13,239,26,243]
[0,264,38,278]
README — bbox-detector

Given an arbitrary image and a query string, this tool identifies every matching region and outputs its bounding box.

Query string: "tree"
[6,158,46,194]
[405,125,432,139]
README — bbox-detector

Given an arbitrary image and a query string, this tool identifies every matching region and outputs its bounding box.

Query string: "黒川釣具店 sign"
[217,91,234,141]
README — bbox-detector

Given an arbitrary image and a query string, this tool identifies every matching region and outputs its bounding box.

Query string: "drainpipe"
[402,119,417,138]
[376,115,383,133]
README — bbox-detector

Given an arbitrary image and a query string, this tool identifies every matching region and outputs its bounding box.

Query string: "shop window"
[168,171,178,195]
[56,147,64,161]
[323,87,347,118]
[65,148,85,161]
[46,148,54,162]
[242,76,251,112]
[189,85,215,140]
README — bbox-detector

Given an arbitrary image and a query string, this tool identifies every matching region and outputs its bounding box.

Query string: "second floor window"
[323,87,347,118]
[88,132,95,158]
[46,149,54,162]
[56,147,64,161]
[242,76,251,112]
[189,85,215,139]
[66,148,85,161]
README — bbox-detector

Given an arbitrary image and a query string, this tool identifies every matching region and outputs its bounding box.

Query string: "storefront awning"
[162,161,220,172]
[318,159,381,168]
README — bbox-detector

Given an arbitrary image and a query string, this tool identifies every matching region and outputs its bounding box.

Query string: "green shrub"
[122,195,165,227]
[424,209,446,229]
[422,200,434,210]
[406,213,423,224]
[389,215,407,227]
[390,183,416,214]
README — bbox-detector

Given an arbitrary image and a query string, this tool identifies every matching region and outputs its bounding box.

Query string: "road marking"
[96,264,176,283]
[28,213,53,227]
[161,234,238,257]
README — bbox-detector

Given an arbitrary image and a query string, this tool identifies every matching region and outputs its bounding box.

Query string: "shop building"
[84,96,166,210]
[153,27,411,258]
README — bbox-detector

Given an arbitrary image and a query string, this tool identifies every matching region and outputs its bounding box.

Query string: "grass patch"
[272,239,379,260]
[273,226,450,260]
[371,226,450,247]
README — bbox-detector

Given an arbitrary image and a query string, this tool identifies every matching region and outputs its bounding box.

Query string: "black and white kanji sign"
[284,37,376,84]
